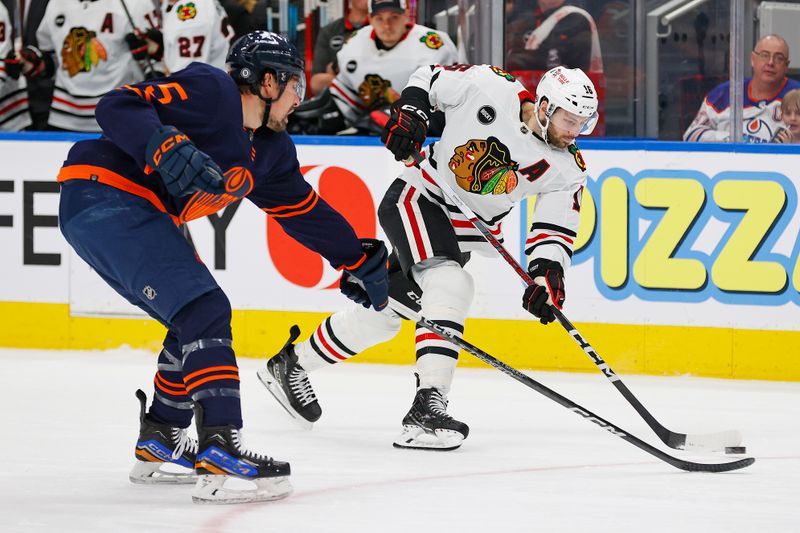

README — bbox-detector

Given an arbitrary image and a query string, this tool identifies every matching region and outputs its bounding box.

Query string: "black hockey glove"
[2,52,23,80]
[380,95,430,162]
[340,239,390,312]
[19,45,51,78]
[125,32,149,61]
[145,126,226,197]
[522,258,565,325]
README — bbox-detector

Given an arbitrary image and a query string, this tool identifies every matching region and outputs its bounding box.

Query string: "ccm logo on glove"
[522,258,565,325]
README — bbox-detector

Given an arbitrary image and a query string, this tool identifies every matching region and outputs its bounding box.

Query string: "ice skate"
[129,389,198,484]
[257,325,321,429]
[393,387,470,451]
[192,424,292,504]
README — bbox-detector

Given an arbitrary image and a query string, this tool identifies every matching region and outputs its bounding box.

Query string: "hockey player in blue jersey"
[57,31,389,504]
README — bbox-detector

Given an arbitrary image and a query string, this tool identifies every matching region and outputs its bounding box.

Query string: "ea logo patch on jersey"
[420,31,444,49]
[61,27,108,77]
[477,105,496,125]
[346,60,357,73]
[55,14,65,27]
[568,144,586,172]
[449,136,519,196]
[177,3,198,21]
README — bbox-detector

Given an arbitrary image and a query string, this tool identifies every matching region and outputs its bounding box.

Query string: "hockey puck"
[725,446,747,454]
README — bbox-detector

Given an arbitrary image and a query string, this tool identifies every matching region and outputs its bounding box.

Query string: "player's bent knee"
[171,288,232,343]
[414,259,475,314]
[330,305,402,351]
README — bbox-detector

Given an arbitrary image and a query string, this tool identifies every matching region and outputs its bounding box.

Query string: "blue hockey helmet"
[227,31,306,102]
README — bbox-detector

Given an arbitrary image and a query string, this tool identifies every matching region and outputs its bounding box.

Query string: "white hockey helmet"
[535,66,599,135]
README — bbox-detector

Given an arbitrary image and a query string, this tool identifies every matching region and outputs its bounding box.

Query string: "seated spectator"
[328,0,457,133]
[684,34,800,143]
[774,88,800,144]
[20,0,161,132]
[161,0,234,74]
[0,1,32,131]
[310,0,369,96]
[505,0,603,73]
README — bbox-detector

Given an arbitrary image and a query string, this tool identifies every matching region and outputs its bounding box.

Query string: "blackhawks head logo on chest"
[448,137,519,195]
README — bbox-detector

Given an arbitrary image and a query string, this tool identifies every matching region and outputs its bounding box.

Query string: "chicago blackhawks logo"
[568,144,586,171]
[61,27,107,77]
[358,73,400,108]
[489,65,516,82]
[420,31,444,49]
[177,3,198,20]
[449,137,519,196]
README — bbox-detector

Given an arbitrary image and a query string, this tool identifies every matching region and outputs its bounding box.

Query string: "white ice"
[1,347,798,533]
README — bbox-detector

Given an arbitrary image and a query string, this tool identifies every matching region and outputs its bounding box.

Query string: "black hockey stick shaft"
[408,150,740,451]
[118,0,158,78]
[388,297,753,473]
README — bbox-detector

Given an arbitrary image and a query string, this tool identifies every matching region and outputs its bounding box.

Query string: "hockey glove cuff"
[2,52,23,80]
[522,258,565,325]
[145,126,226,197]
[340,239,390,312]
[380,91,430,162]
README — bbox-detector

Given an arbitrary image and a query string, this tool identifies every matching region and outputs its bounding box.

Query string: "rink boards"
[1,133,799,381]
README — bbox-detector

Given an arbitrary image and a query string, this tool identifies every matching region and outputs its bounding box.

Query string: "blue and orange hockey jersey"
[683,77,800,143]
[58,62,364,269]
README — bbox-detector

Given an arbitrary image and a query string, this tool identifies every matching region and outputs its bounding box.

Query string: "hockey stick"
[388,296,753,472]
[404,148,742,453]
[118,0,159,79]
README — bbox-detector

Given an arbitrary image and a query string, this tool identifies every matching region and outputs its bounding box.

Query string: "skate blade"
[257,368,314,430]
[392,425,464,451]
[191,474,293,504]
[129,460,197,485]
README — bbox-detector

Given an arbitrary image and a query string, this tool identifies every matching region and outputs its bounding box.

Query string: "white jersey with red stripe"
[329,23,457,125]
[400,64,587,269]
[35,0,159,131]
[0,3,31,131]
[161,0,233,74]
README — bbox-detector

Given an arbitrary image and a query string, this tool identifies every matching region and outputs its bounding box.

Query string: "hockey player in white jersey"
[259,64,598,450]
[328,0,457,131]
[21,0,160,131]
[160,0,233,73]
[0,1,31,131]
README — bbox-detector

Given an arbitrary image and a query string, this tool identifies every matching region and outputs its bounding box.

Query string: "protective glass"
[289,75,306,103]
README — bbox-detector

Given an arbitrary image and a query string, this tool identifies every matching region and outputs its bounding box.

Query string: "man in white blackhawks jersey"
[329,0,457,130]
[21,0,159,131]
[259,64,598,451]
[0,1,31,131]
[160,0,233,74]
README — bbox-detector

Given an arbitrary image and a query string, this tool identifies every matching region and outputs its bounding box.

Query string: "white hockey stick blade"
[192,474,292,504]
[257,368,313,430]
[682,429,743,452]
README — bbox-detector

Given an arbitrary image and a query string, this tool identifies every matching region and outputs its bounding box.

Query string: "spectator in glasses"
[684,34,800,143]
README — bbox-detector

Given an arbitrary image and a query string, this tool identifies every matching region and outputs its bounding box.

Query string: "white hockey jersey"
[0,2,31,131]
[330,23,457,125]
[402,64,587,268]
[161,0,233,73]
[683,77,800,143]
[36,0,159,132]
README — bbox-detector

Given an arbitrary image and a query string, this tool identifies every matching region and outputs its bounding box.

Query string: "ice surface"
[1,347,798,532]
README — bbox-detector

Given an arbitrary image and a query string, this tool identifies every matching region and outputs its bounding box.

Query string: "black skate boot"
[192,422,292,504]
[257,325,321,429]
[393,386,470,451]
[130,389,198,484]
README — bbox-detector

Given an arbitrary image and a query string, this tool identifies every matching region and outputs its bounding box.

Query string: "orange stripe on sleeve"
[267,195,320,218]
[263,190,316,214]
